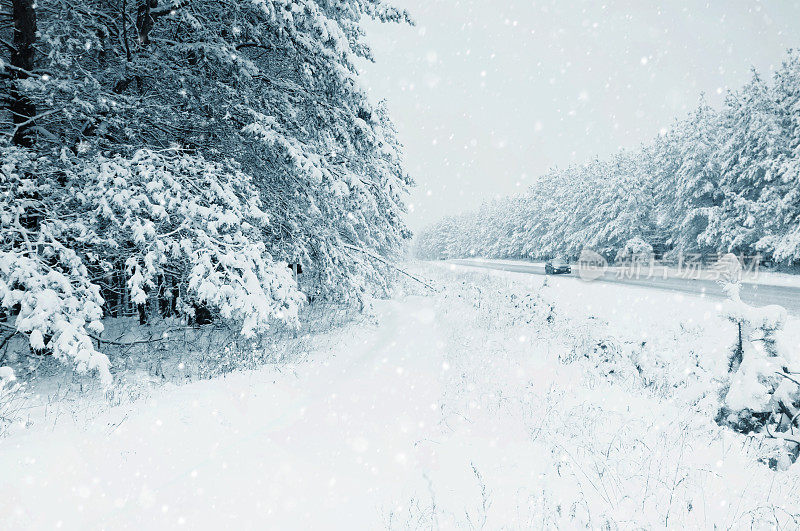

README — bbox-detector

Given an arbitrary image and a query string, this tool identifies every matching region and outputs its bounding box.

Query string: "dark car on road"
[545,259,571,275]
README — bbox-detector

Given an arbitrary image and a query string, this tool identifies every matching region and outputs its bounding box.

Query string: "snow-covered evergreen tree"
[1,0,414,383]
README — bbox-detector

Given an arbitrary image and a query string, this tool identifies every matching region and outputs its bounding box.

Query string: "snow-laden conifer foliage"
[1,0,413,381]
[416,51,800,264]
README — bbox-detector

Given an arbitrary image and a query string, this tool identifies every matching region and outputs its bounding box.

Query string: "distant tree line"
[0,0,413,382]
[416,51,800,267]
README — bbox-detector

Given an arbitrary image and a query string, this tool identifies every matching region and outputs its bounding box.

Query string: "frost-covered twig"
[465,462,492,530]
[88,332,171,347]
[775,371,800,388]
[2,108,63,138]
[765,425,800,446]
[343,244,438,292]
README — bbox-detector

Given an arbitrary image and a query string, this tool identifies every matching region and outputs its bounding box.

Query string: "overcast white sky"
[358,0,800,230]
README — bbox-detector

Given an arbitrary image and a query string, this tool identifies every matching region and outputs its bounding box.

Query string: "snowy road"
[450,258,800,315]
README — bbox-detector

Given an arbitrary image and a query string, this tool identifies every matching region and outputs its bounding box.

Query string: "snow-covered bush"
[614,236,654,264]
[714,254,800,466]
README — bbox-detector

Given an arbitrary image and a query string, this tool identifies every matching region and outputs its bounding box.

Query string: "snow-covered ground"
[2,263,799,529]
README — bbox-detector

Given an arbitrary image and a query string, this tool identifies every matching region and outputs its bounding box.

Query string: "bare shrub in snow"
[0,367,23,434]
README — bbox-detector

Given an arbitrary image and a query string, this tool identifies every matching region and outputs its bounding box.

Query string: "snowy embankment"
[2,263,800,529]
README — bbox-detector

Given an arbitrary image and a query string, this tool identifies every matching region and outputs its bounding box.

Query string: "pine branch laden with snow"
[73,149,307,335]
[0,148,110,383]
[0,146,309,383]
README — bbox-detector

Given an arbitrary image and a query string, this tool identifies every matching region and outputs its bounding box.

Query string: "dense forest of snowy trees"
[0,0,413,382]
[416,50,800,267]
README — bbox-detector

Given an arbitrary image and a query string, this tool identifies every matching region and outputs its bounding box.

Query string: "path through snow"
[1,296,465,528]
[2,264,800,529]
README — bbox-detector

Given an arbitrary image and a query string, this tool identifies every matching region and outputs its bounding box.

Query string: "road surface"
[449,259,800,316]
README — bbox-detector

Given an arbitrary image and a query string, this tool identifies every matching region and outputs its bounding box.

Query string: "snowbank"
[0,262,798,528]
